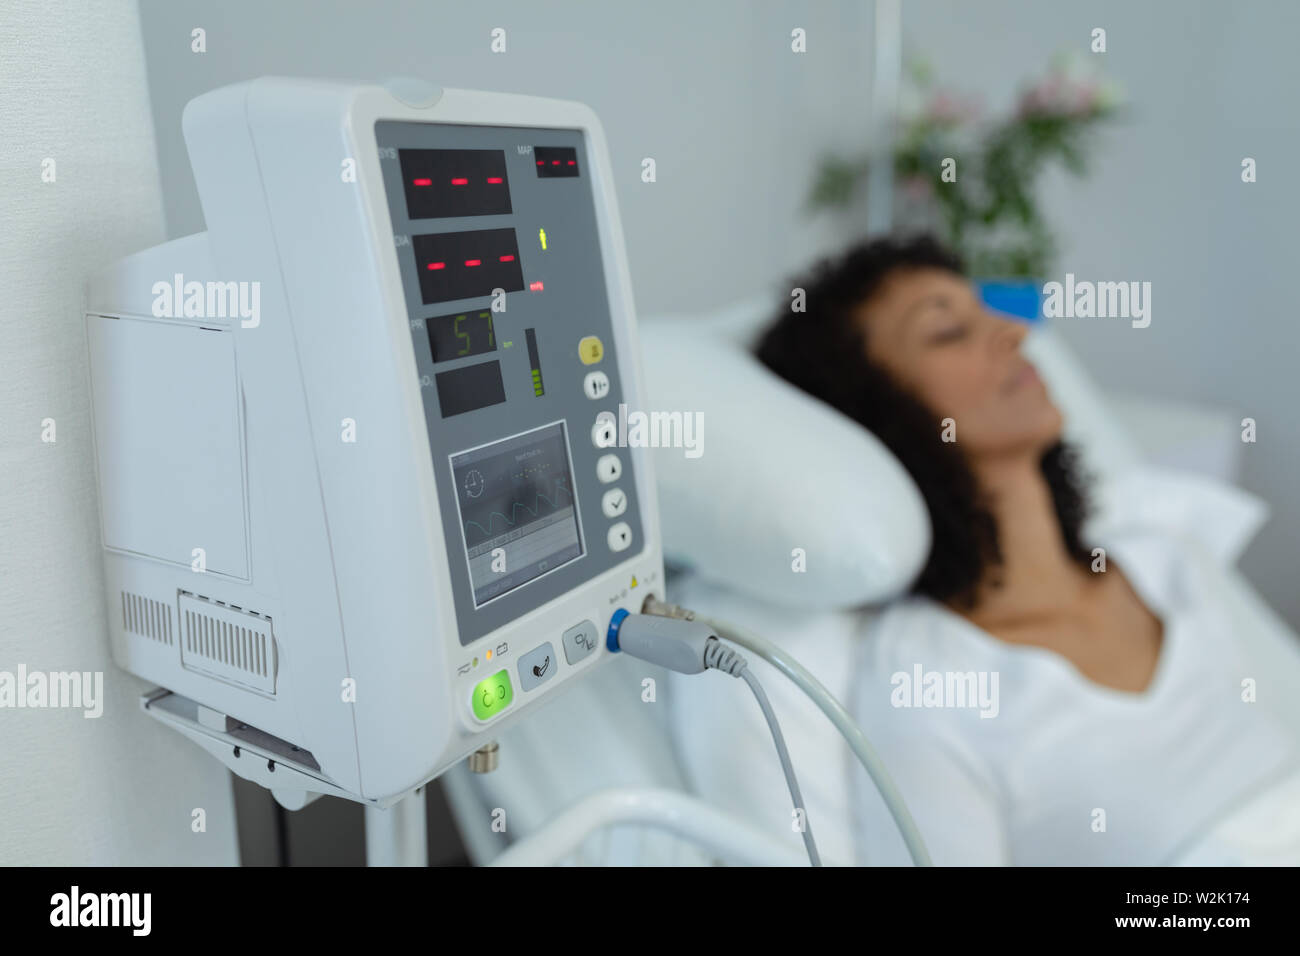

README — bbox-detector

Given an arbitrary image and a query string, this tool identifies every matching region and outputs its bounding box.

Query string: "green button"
[471,669,514,721]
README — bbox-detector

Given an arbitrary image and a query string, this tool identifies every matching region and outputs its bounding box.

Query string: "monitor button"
[596,454,622,483]
[470,669,514,722]
[584,370,610,399]
[562,620,599,665]
[607,522,633,553]
[592,418,616,448]
[517,641,558,692]
[578,336,604,365]
[601,487,627,518]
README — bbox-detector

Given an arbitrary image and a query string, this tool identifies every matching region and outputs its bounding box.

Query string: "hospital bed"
[446,293,1300,866]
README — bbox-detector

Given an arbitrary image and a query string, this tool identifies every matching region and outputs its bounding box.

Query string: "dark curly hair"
[754,234,1091,609]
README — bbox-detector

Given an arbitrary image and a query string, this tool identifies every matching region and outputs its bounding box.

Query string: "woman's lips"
[1005,360,1041,392]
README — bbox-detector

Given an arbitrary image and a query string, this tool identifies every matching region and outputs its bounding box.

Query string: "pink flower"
[1073,82,1099,115]
[1017,67,1108,119]
[901,175,933,200]
[1021,74,1060,114]
[924,90,980,124]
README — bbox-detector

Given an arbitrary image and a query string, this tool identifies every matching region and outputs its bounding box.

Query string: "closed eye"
[929,324,969,344]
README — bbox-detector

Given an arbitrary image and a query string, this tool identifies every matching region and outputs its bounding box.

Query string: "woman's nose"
[989,311,1028,351]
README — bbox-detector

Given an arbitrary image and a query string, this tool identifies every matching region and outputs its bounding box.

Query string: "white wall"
[0,0,238,865]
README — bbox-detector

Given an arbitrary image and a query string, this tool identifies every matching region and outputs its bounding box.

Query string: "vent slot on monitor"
[121,591,174,645]
[178,591,276,695]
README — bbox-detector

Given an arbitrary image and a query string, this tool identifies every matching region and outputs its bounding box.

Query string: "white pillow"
[639,311,929,609]
[638,299,1147,609]
[1087,464,1268,567]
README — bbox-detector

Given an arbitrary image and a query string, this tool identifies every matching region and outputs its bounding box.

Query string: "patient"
[751,234,1300,865]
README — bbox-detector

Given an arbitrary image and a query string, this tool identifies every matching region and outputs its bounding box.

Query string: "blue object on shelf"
[978,279,1042,323]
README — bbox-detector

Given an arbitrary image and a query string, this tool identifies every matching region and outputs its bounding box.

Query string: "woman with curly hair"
[749,234,1299,864]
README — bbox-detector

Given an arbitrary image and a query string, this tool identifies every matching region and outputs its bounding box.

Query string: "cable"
[607,610,822,866]
[702,637,822,866]
[641,596,933,867]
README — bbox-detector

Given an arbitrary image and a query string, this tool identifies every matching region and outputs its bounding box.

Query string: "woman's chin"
[1025,399,1066,448]
[1044,403,1067,442]
[1032,416,1067,454]
[1000,409,1066,458]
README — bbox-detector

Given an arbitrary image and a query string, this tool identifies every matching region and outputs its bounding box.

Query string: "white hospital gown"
[851,524,1300,865]
[668,524,1300,866]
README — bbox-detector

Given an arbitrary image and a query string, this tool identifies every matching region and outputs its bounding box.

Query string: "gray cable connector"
[610,612,718,674]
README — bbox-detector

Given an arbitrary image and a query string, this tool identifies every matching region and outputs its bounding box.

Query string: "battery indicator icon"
[526,327,544,397]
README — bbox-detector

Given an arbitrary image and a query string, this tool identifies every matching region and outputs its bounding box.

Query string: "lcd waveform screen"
[449,422,584,607]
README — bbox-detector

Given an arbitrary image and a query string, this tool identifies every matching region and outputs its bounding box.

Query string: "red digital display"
[399,149,513,218]
[413,229,524,304]
[534,146,579,178]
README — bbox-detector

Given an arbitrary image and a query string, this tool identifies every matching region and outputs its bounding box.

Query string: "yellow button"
[578,336,604,365]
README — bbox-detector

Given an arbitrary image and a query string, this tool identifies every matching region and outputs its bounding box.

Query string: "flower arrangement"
[809,54,1124,278]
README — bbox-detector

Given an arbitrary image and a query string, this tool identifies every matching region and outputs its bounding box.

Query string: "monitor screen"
[449,422,584,607]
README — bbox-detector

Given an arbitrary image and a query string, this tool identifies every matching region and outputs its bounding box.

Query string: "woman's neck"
[960,454,1089,624]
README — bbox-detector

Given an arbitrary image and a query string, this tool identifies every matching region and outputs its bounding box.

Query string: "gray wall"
[140,0,876,307]
[136,0,1298,632]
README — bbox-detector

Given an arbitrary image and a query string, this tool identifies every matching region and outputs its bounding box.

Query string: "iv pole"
[865,0,902,236]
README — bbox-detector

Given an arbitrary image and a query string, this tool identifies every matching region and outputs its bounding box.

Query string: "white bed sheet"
[460,554,1300,866]
[1171,765,1300,865]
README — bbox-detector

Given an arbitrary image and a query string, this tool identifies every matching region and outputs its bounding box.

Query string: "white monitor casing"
[84,78,663,804]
